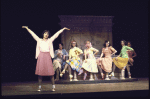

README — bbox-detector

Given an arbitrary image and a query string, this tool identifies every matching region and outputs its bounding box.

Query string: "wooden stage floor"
[1,78,149,97]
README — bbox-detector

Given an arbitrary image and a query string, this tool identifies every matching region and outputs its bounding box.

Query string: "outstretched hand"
[22,26,28,29]
[64,27,70,30]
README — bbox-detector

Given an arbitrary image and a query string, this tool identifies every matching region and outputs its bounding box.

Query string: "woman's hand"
[22,26,28,29]
[69,59,71,62]
[63,27,70,30]
[115,57,118,61]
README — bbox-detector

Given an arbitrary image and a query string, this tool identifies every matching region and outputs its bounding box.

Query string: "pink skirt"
[35,52,54,76]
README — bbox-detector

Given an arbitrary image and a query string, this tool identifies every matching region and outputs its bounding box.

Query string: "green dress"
[113,46,134,69]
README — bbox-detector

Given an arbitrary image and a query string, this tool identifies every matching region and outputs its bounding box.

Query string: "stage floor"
[2,78,149,97]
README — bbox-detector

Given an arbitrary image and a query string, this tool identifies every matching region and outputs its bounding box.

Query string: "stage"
[2,78,149,97]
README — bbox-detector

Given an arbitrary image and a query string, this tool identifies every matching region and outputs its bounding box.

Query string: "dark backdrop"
[1,0,148,83]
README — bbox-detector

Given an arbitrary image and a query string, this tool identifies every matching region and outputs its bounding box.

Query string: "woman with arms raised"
[22,26,70,92]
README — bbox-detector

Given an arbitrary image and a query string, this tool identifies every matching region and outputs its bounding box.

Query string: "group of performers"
[22,26,137,92]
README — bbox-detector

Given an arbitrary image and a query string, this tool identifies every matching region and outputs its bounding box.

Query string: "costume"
[53,49,68,71]
[96,46,115,72]
[66,47,83,72]
[112,46,134,69]
[81,47,98,73]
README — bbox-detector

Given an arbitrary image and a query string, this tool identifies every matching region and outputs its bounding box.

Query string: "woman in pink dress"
[126,41,137,78]
[96,40,117,80]
[22,26,70,92]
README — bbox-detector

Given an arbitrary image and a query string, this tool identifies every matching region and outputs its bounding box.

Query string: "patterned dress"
[66,47,83,72]
[81,47,99,73]
[113,46,134,69]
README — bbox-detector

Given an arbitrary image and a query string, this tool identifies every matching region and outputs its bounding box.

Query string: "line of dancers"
[22,26,136,92]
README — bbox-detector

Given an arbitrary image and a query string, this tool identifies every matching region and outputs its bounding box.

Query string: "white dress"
[81,47,98,73]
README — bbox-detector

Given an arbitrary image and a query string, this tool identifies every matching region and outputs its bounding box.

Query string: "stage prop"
[58,15,124,81]
[58,15,114,53]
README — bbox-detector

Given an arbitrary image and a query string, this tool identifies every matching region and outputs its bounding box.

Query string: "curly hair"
[103,40,111,47]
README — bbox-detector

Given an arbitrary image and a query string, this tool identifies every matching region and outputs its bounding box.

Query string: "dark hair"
[59,43,64,48]
[42,30,51,37]
[121,40,127,45]
[71,40,78,48]
[127,41,132,47]
[103,40,111,47]
[59,43,63,46]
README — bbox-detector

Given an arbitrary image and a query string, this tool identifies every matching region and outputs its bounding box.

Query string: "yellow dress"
[66,47,83,72]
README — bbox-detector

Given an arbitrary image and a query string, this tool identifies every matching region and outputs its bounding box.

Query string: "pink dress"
[96,47,112,72]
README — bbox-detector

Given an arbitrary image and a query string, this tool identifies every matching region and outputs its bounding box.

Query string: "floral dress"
[66,47,83,72]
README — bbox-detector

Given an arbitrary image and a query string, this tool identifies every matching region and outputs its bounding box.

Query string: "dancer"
[22,26,70,92]
[112,40,134,79]
[53,43,68,81]
[78,41,99,80]
[96,40,117,80]
[60,40,83,81]
[126,41,137,78]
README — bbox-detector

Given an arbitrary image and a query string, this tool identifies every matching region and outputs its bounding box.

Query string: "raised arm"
[50,27,70,42]
[125,46,134,51]
[22,26,40,42]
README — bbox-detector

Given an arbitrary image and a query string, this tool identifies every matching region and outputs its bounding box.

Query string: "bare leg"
[50,76,55,91]
[63,64,69,71]
[73,70,78,81]
[97,65,104,78]
[55,68,59,80]
[109,63,116,76]
[68,65,72,75]
[83,70,87,80]
[60,64,68,77]
[38,75,42,91]
[126,66,131,78]
[68,65,73,81]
